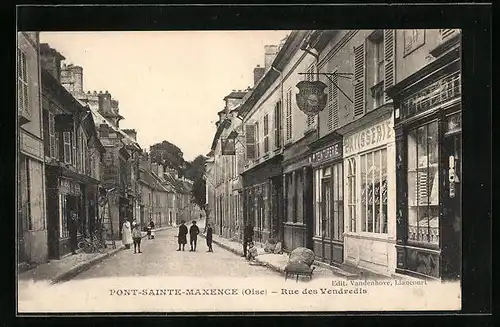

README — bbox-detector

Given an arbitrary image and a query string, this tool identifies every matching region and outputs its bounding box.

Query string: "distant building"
[59,60,142,240]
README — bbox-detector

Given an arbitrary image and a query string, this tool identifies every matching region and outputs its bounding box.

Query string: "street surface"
[72,227,280,281]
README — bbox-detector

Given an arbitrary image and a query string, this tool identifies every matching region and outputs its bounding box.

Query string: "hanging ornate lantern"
[295,80,328,115]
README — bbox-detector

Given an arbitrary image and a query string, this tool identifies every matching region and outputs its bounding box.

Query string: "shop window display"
[360,148,388,233]
[407,121,439,244]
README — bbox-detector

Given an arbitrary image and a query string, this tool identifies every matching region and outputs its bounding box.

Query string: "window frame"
[17,48,30,117]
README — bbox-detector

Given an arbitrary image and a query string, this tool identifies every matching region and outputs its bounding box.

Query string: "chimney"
[152,163,158,175]
[98,92,113,116]
[69,65,83,94]
[40,43,66,82]
[264,44,278,70]
[158,164,164,178]
[253,65,265,86]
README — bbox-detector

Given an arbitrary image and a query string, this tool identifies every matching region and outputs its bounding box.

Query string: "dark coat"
[244,225,253,241]
[206,227,213,241]
[178,224,188,244]
[189,225,200,237]
[148,220,155,229]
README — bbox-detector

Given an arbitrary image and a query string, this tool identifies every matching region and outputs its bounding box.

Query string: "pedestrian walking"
[122,219,133,249]
[205,223,213,252]
[132,222,142,254]
[147,219,156,240]
[242,221,253,258]
[177,221,188,251]
[68,210,78,255]
[189,221,200,252]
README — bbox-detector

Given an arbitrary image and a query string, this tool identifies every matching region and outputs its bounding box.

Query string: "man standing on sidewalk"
[68,210,78,255]
[242,221,253,258]
[177,221,188,251]
[189,221,200,252]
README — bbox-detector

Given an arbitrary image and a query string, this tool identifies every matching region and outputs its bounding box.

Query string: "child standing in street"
[205,223,213,252]
[132,222,142,254]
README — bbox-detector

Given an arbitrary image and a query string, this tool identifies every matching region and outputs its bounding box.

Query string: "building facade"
[60,62,142,240]
[40,44,105,259]
[305,30,398,275]
[17,32,48,266]
[387,29,462,280]
[209,90,248,239]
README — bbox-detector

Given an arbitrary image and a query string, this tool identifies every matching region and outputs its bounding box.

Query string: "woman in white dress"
[122,219,133,249]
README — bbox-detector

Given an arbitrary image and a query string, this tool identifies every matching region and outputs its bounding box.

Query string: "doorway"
[443,130,461,280]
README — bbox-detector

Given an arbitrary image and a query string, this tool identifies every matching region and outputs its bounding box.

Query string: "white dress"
[122,222,133,245]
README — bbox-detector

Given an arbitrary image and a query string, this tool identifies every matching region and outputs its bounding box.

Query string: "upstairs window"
[263,114,269,154]
[273,100,283,149]
[285,88,292,141]
[17,49,30,117]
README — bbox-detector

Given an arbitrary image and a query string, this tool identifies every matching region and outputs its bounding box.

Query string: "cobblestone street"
[71,227,280,281]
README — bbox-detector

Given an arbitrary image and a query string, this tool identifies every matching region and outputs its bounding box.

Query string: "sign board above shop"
[344,118,394,157]
[310,141,343,166]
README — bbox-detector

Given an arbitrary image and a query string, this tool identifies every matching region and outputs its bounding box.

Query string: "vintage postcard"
[16,28,462,313]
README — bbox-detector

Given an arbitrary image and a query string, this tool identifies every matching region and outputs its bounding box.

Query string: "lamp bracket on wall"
[298,72,354,104]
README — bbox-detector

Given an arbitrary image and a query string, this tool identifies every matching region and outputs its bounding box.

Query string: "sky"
[40,31,290,161]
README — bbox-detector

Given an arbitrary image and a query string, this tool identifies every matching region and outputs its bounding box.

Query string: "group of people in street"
[176,220,213,252]
[120,216,255,257]
[121,218,156,254]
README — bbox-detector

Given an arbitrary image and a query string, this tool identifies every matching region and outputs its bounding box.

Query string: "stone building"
[39,43,105,259]
[60,61,142,240]
[17,32,48,266]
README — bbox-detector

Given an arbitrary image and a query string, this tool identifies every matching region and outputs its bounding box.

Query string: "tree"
[187,155,208,217]
[150,140,186,176]
[185,155,207,181]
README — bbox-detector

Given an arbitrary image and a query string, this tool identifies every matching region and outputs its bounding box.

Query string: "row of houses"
[206,29,462,281]
[17,32,199,267]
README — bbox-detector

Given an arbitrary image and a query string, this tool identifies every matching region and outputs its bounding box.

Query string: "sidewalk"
[18,226,172,284]
[199,232,335,279]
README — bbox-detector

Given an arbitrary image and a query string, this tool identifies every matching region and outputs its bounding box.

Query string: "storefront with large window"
[342,113,397,276]
[241,155,282,245]
[310,134,344,264]
[388,45,461,280]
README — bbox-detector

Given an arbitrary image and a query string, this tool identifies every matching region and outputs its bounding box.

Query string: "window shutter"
[48,112,56,158]
[72,130,77,165]
[273,102,279,149]
[245,124,256,160]
[328,70,339,131]
[263,114,269,153]
[353,43,366,117]
[286,89,292,141]
[306,64,316,127]
[384,29,396,103]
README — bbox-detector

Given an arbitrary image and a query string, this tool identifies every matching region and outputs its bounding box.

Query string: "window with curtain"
[17,49,29,116]
[360,148,388,234]
[63,132,72,164]
[347,158,357,232]
[332,162,344,240]
[407,121,439,244]
[322,167,332,239]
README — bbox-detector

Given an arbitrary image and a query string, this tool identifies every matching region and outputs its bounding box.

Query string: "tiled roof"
[139,168,168,192]
[90,109,141,150]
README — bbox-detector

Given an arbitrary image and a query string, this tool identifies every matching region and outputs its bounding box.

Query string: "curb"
[200,234,286,275]
[51,226,174,284]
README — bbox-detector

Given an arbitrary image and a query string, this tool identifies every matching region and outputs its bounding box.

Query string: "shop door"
[321,180,332,262]
[443,132,462,280]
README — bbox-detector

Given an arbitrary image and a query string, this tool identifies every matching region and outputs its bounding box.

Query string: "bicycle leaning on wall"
[77,232,106,253]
